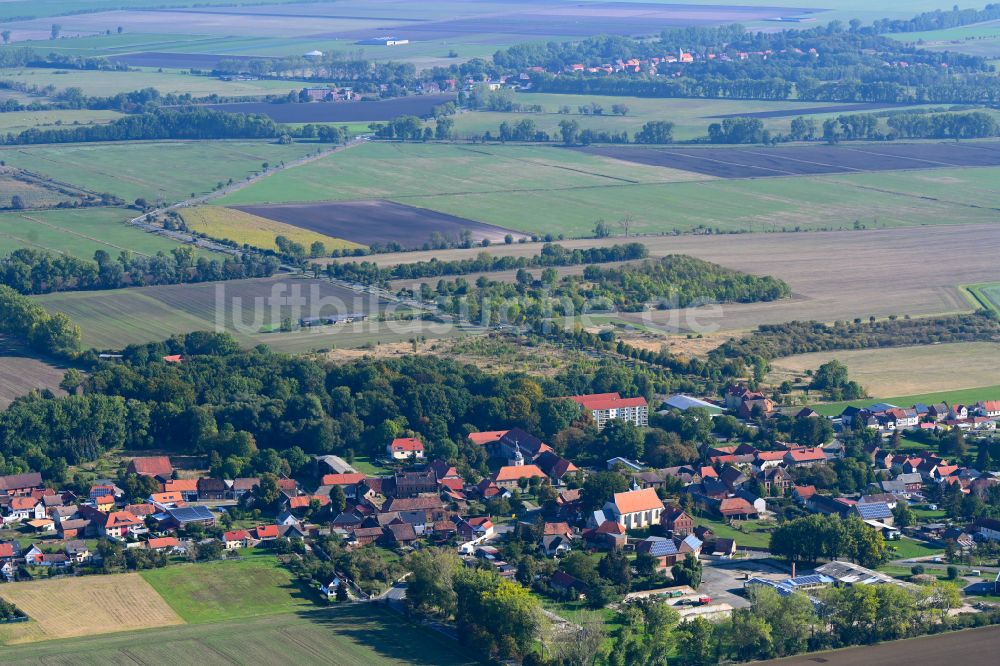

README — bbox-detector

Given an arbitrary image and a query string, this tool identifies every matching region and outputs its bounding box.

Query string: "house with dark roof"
[382,522,418,546]
[854,501,894,525]
[394,469,437,496]
[197,477,228,501]
[0,472,43,497]
[661,505,693,536]
[534,451,578,484]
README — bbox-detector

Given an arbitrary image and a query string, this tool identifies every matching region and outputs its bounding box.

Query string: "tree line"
[0,108,280,145]
[0,247,280,295]
[326,242,649,286]
[874,4,1000,33]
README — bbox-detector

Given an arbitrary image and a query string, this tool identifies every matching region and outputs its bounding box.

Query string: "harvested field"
[199,94,456,122]
[233,200,515,249]
[0,573,182,645]
[179,205,362,252]
[0,604,478,665]
[354,223,1000,333]
[578,141,1000,178]
[0,336,68,409]
[768,342,1000,397]
[759,625,1000,666]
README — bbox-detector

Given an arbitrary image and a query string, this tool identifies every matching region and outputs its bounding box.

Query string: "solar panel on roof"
[857,503,892,519]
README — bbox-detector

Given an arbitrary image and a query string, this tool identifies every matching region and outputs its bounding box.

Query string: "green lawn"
[0,140,319,204]
[886,537,944,561]
[812,384,1000,416]
[0,109,124,134]
[0,207,219,260]
[964,282,1000,316]
[0,604,478,666]
[694,516,774,550]
[352,456,392,476]
[139,551,314,623]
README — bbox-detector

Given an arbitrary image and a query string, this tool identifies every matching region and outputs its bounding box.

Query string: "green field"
[886,537,944,561]
[32,275,464,352]
[140,552,313,623]
[450,94,933,142]
[0,207,217,259]
[812,384,1000,416]
[0,596,475,665]
[217,142,1000,237]
[964,282,1000,315]
[0,140,319,204]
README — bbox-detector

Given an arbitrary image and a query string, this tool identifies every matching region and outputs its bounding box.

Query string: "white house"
[387,437,425,460]
[4,497,46,524]
[603,488,664,530]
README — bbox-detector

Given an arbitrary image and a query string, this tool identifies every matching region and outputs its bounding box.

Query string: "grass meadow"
[0,207,218,259]
[140,552,313,623]
[0,109,124,134]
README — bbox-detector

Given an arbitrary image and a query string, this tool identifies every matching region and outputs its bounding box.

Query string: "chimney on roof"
[791,562,796,578]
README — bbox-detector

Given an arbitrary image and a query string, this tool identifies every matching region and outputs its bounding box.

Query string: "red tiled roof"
[493,464,546,482]
[147,537,179,549]
[10,497,38,510]
[223,529,252,542]
[595,520,626,535]
[105,511,142,528]
[277,478,298,491]
[700,466,718,479]
[438,477,464,491]
[288,495,330,509]
[0,543,14,558]
[253,524,280,539]
[125,503,156,517]
[321,473,366,486]
[150,492,183,504]
[468,430,509,445]
[786,448,827,462]
[390,437,424,452]
[719,498,756,515]
[162,355,183,363]
[128,456,173,477]
[569,392,647,411]
[755,451,786,462]
[164,479,198,493]
[613,488,664,515]
[793,485,817,499]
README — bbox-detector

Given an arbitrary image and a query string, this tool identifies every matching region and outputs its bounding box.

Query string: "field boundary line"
[18,213,156,257]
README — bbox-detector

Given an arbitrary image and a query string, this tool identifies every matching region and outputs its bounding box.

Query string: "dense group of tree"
[431,254,789,323]
[0,284,80,360]
[874,4,1000,33]
[214,51,416,94]
[0,598,26,622]
[0,108,279,145]
[0,247,279,294]
[499,22,998,104]
[770,513,888,566]
[0,47,125,72]
[0,334,633,482]
[327,242,649,286]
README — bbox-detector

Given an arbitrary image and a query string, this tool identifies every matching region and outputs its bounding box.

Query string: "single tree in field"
[117,26,124,34]
[1,31,11,45]
[619,214,633,238]
[50,24,61,40]
[10,195,25,210]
